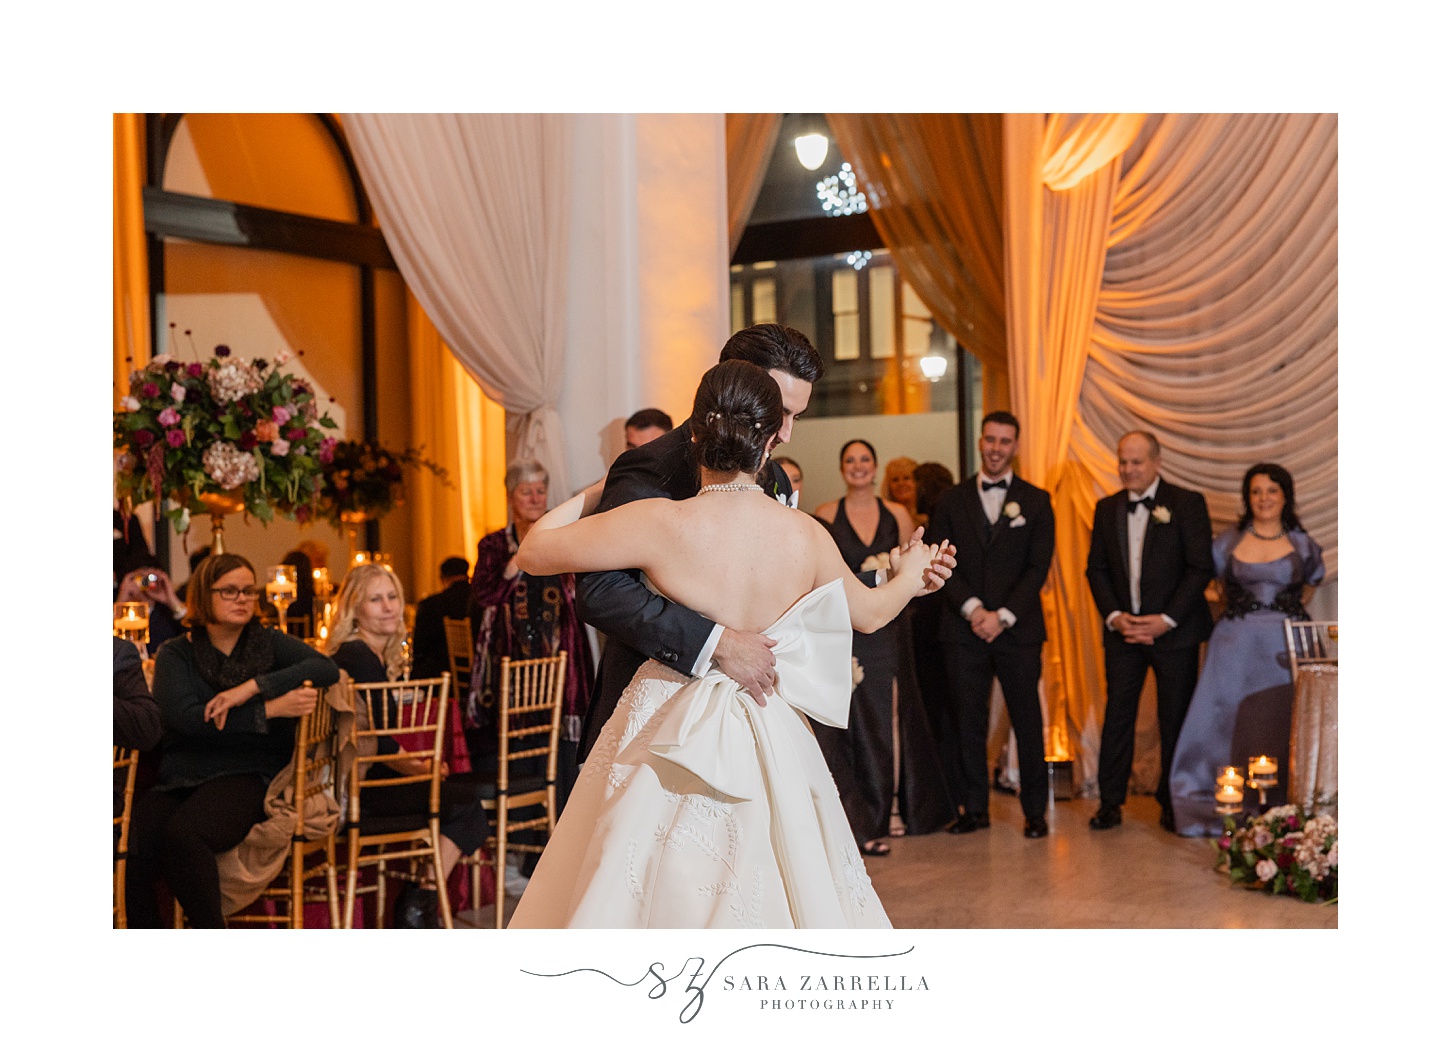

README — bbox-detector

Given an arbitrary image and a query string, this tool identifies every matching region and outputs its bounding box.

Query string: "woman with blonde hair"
[327,564,489,928]
[882,456,923,530]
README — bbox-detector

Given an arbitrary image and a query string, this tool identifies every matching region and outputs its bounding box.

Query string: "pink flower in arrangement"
[286,427,307,441]
[272,406,291,425]
[121,396,141,412]
[271,438,291,457]
[170,383,187,403]
[133,430,155,448]
[186,362,204,378]
[1285,816,1299,830]
[319,437,337,464]
[1255,859,1278,882]
[157,407,181,427]
[1276,852,1294,870]
[141,382,160,398]
[237,431,259,451]
[295,504,311,523]
[274,350,292,366]
[1218,835,1232,851]
[165,429,186,448]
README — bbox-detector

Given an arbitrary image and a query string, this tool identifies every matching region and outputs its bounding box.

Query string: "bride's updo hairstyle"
[689,360,783,476]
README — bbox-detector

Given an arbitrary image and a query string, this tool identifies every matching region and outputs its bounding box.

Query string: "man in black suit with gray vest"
[1085,430,1214,832]
[926,411,1055,839]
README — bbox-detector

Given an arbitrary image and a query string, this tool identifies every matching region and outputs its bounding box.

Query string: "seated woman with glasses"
[326,564,490,928]
[125,552,340,929]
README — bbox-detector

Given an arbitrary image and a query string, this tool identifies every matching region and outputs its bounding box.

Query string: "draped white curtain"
[1075,113,1338,578]
[340,114,573,504]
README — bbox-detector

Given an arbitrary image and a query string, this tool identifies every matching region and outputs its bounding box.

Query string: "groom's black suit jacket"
[574,421,793,762]
[1084,479,1214,650]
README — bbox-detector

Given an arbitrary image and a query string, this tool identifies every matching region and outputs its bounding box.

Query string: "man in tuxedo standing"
[575,323,953,765]
[926,412,1055,839]
[1085,431,1214,832]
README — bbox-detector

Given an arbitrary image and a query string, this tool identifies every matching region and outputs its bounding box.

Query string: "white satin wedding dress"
[508,578,891,928]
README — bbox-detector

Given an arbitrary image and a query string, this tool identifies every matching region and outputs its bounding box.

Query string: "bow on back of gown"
[647,578,852,799]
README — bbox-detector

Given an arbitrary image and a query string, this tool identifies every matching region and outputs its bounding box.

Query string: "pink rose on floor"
[271,438,291,456]
[272,406,291,425]
[165,429,186,448]
[186,362,204,378]
[141,382,160,398]
[1255,859,1278,882]
[170,383,187,403]
[157,407,181,427]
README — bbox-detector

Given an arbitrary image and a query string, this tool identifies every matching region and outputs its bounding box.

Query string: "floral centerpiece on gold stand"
[1217,803,1338,903]
[114,344,337,552]
[315,440,450,556]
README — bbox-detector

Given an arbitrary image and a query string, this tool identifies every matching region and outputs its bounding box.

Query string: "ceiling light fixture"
[794,133,829,171]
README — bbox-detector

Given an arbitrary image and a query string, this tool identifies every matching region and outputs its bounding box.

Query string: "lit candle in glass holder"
[1247,756,1278,789]
[264,565,298,631]
[1216,766,1243,789]
[114,601,150,648]
[1214,784,1244,814]
[350,550,371,571]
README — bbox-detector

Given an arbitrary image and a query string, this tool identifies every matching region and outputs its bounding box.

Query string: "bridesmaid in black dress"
[815,440,954,855]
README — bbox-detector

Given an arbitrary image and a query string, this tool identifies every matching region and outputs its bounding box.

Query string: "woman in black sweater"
[327,564,489,928]
[126,553,340,928]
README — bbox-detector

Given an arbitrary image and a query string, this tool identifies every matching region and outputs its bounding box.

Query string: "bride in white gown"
[507,361,947,928]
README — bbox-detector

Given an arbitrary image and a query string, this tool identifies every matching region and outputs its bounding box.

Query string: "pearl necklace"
[697,482,763,496]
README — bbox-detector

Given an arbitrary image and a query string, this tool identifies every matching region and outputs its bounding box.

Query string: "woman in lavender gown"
[1169,464,1324,837]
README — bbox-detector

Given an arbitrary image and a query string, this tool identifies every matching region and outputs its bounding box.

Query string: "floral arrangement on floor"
[115,344,337,531]
[1218,803,1337,903]
[314,439,450,528]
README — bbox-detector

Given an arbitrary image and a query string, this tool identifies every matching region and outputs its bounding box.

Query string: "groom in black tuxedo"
[574,325,822,763]
[926,412,1055,839]
[1085,431,1214,832]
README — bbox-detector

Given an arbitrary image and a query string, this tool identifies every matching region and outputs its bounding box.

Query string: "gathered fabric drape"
[725,114,781,254]
[340,114,573,505]
[1079,113,1338,578]
[1004,113,1146,771]
[827,114,1010,411]
[405,291,507,584]
[114,113,150,408]
[1003,113,1337,794]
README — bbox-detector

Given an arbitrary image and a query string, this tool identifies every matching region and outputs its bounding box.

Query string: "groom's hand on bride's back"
[714,629,778,707]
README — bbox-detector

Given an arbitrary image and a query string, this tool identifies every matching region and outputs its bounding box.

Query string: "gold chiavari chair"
[224,686,343,928]
[465,652,567,929]
[113,746,140,928]
[342,674,453,929]
[443,618,475,700]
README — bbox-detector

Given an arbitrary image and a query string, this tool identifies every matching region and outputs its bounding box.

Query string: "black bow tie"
[1128,496,1154,512]
[981,479,1008,492]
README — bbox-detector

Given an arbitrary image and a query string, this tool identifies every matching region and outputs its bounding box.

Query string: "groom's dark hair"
[719,324,824,384]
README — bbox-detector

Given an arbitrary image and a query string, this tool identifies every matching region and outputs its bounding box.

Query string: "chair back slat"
[443,618,475,696]
[113,745,140,928]
[345,674,451,824]
[1284,619,1339,683]
[496,653,568,791]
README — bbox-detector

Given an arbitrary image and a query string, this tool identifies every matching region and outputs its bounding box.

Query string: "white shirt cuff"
[693,624,725,678]
[1106,610,1123,630]
[1160,614,1177,629]
[874,568,887,587]
[997,607,1016,628]
[962,597,983,620]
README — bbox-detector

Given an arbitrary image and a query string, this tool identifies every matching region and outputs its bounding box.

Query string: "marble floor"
[460,790,1335,930]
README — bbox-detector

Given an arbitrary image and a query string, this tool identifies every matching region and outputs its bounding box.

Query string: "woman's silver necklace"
[697,483,763,495]
[1249,524,1286,541]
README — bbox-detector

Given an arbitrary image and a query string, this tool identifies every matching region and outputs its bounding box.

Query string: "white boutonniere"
[1151,505,1172,524]
[775,489,799,509]
[1009,515,1027,528]
[1002,501,1021,519]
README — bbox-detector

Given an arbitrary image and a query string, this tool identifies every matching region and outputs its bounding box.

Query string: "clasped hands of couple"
[716,526,956,707]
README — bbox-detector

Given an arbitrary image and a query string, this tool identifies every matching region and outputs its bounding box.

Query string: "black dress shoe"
[393,883,441,929]
[1023,816,1048,838]
[1088,805,1122,830]
[1160,806,1177,833]
[949,812,991,834]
